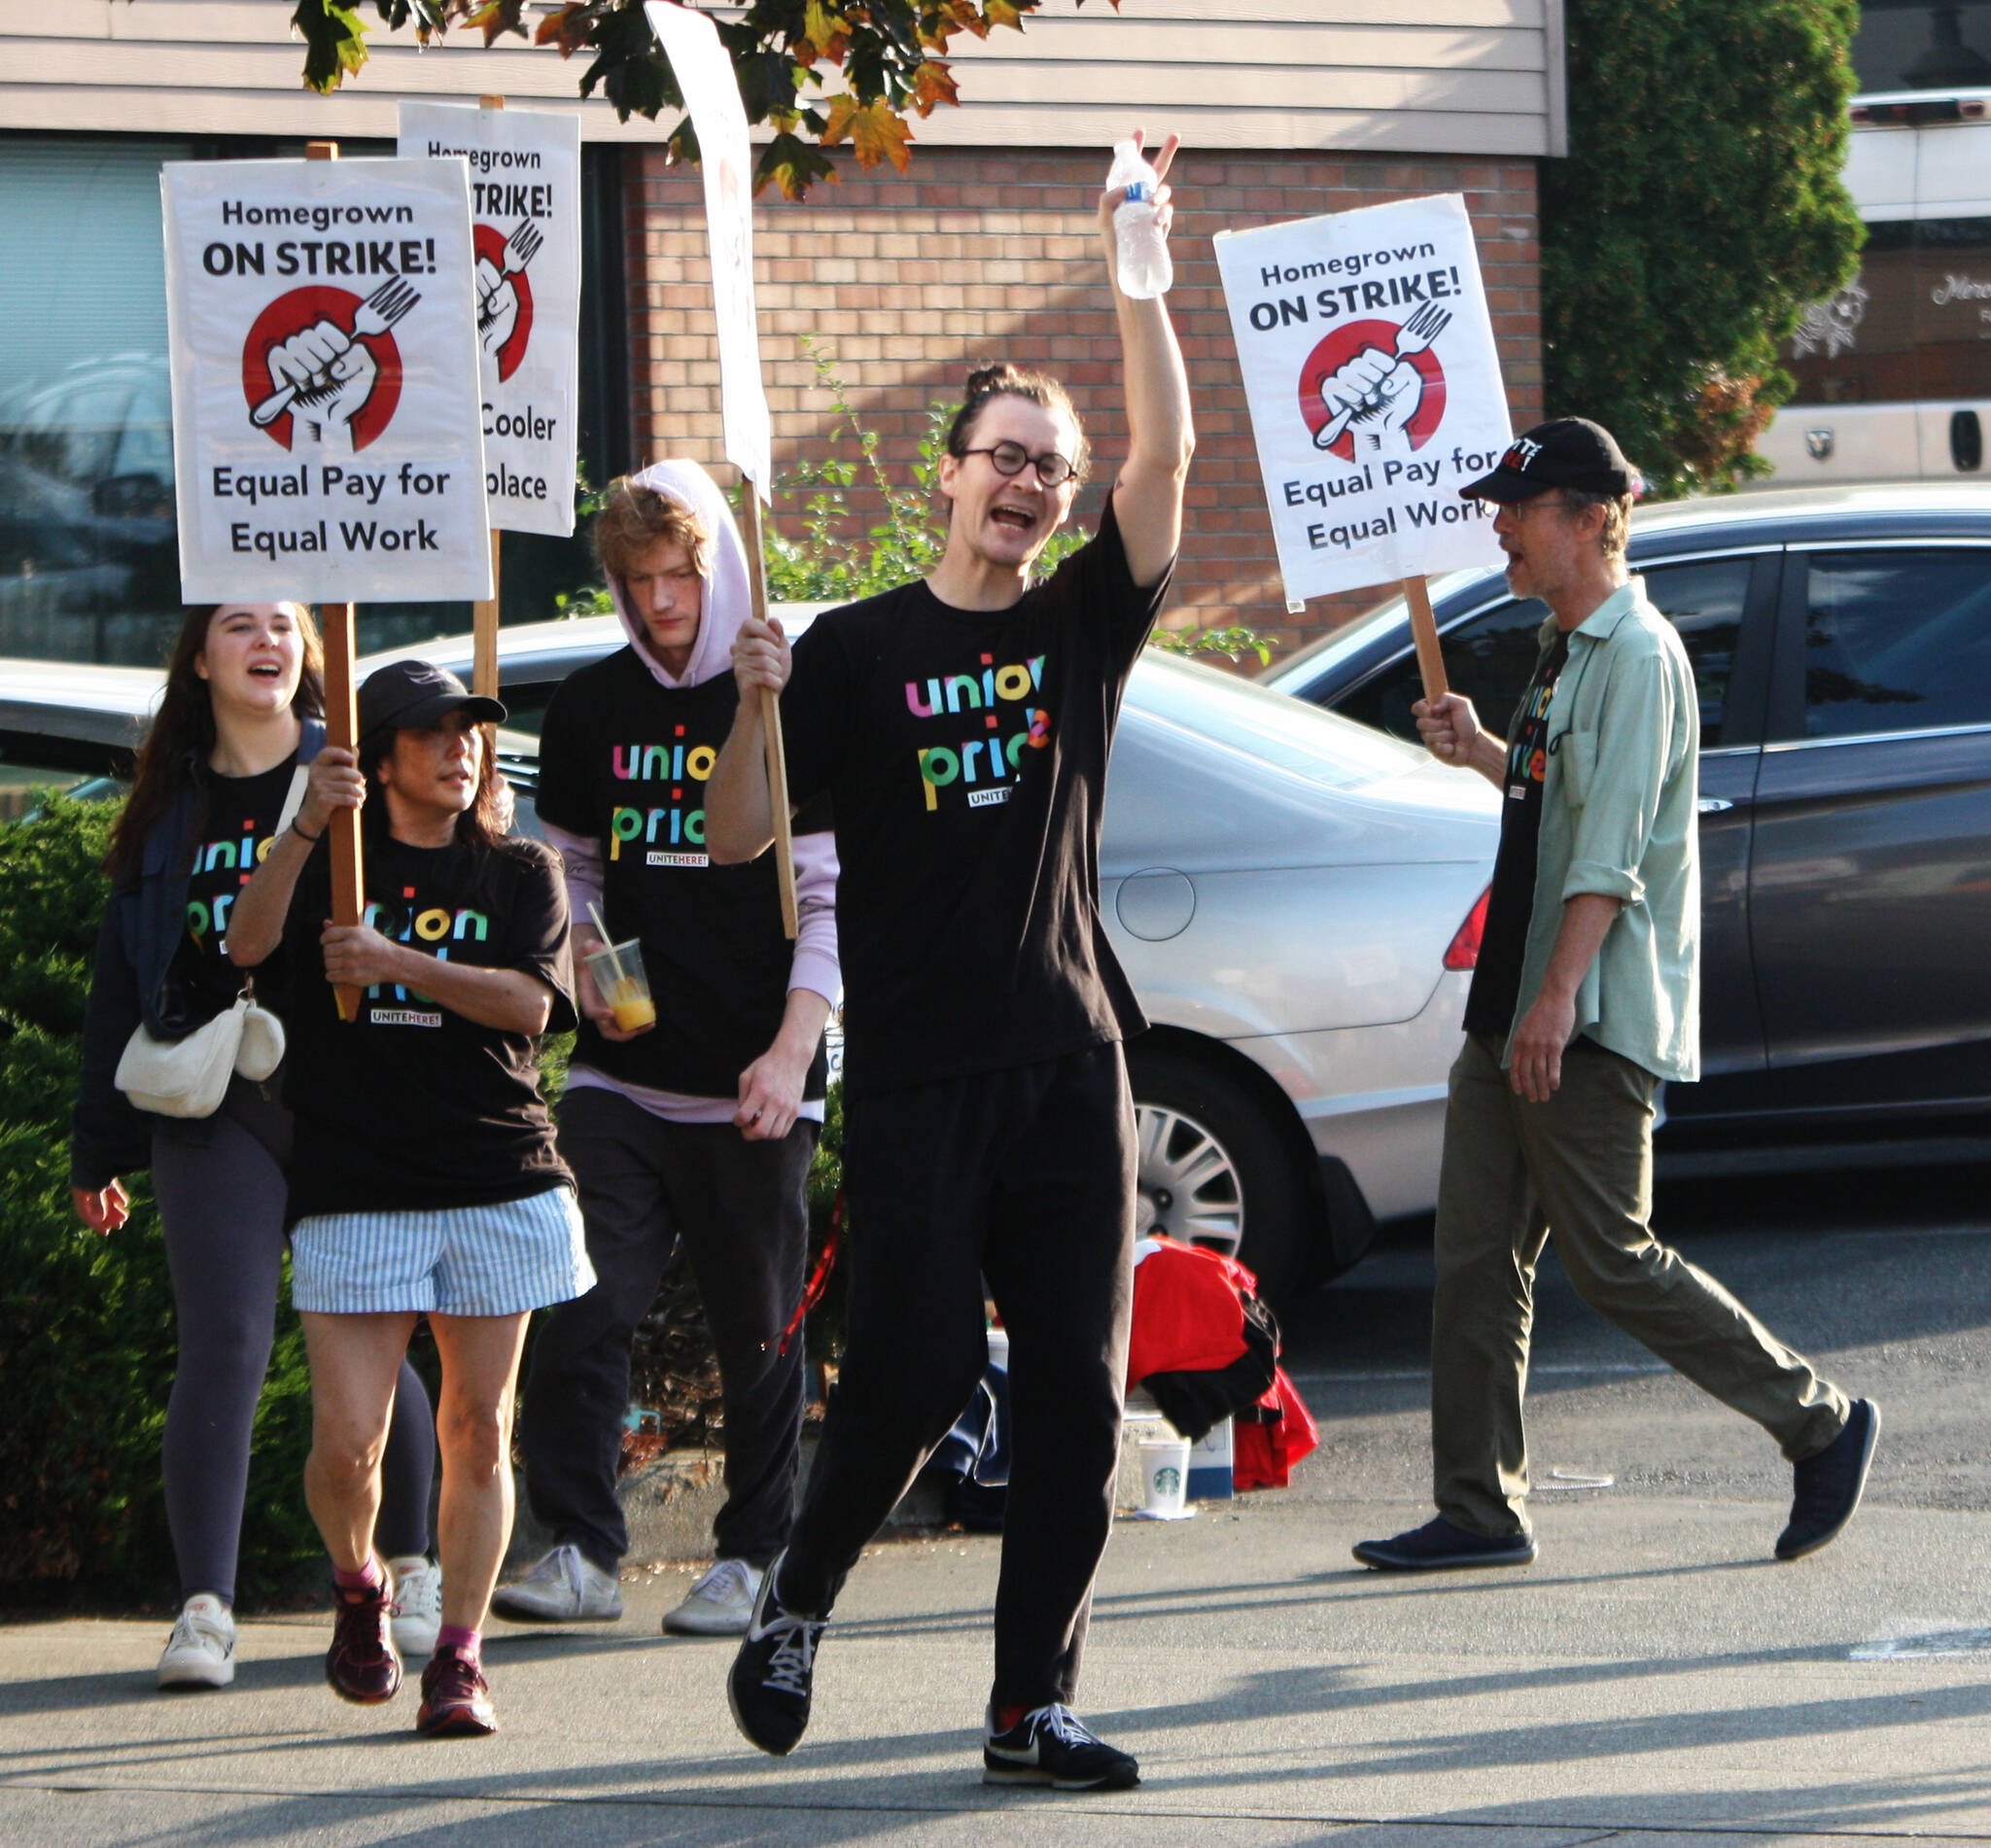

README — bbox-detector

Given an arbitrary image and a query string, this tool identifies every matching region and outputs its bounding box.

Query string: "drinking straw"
[586,902,624,991]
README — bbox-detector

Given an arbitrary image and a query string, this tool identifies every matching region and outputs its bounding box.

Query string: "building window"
[1853,3,1991,92]
[0,134,628,668]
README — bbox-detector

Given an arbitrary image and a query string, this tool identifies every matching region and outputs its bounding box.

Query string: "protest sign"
[644,0,774,506]
[641,0,796,937]
[1214,195,1511,610]
[397,100,581,541]
[163,155,493,606]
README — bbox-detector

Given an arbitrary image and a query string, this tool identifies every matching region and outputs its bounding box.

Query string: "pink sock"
[437,1623,481,1660]
[332,1557,383,1594]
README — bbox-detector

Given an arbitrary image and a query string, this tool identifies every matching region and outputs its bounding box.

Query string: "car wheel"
[1125,1043,1311,1303]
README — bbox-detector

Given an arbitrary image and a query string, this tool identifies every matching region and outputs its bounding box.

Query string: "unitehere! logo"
[609,727,718,860]
[909,652,1052,813]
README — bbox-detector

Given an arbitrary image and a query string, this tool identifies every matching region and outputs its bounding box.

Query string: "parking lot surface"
[7,1162,1991,1846]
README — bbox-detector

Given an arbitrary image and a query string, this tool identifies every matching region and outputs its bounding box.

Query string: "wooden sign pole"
[471,95,506,701]
[472,529,502,697]
[1402,575,1449,703]
[303,139,367,1023]
[735,486,799,939]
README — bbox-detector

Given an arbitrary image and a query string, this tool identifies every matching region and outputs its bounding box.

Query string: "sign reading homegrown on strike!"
[1214,194,1511,603]
[398,102,581,538]
[162,157,492,603]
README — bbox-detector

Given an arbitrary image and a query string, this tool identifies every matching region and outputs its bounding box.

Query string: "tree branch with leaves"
[288,0,1115,198]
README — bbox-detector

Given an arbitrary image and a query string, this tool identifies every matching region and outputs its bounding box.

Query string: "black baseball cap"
[357,659,506,745]
[1460,417,1638,503]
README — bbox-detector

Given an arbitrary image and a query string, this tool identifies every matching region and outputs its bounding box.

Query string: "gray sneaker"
[490,1544,624,1622]
[388,1555,443,1657]
[664,1557,763,1636]
[157,1593,235,1691]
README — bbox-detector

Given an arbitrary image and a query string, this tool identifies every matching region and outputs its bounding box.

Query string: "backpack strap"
[274,717,330,839]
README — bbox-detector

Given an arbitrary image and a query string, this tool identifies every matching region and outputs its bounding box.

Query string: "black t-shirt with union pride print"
[778,498,1171,1098]
[281,831,576,1219]
[171,755,297,1024]
[535,645,830,1100]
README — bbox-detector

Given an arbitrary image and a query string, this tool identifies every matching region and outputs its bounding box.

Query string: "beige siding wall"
[4,0,1563,157]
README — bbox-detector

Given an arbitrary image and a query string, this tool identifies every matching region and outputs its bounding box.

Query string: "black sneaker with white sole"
[983,1703,1140,1791]
[726,1551,827,1756]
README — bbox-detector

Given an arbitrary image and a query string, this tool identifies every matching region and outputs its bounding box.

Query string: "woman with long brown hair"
[71,602,440,1691]
[227,659,592,1739]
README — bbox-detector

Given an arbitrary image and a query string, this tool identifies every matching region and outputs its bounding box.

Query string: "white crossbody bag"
[113,765,306,1119]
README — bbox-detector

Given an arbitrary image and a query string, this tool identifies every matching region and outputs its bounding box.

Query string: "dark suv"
[1262,482,1991,1154]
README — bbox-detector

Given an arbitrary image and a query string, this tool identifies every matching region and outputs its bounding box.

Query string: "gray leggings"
[151,1098,434,1603]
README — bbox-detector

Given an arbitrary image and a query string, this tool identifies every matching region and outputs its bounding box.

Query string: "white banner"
[1214,194,1511,604]
[398,101,582,538]
[645,0,772,501]
[163,157,492,603]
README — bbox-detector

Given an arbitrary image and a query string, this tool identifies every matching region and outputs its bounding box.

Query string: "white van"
[1758,6,1991,485]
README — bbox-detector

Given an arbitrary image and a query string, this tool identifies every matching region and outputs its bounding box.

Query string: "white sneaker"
[490,1544,624,1622]
[387,1555,443,1658]
[157,1593,235,1691]
[665,1557,764,1636]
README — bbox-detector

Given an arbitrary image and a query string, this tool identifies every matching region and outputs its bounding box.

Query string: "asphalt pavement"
[8,1162,1991,1846]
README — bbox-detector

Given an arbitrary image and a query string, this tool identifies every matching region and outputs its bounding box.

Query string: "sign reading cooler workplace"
[644,0,773,501]
[1214,193,1511,604]
[162,157,493,603]
[397,101,582,538]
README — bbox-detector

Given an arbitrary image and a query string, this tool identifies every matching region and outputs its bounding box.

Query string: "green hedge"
[0,797,319,1601]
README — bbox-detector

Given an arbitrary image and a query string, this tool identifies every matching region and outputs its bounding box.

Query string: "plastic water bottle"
[1107,140,1172,299]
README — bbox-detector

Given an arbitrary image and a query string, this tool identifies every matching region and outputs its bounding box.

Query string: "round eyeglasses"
[958,441,1077,488]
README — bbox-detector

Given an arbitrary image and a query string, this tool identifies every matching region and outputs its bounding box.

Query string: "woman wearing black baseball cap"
[228,659,592,1740]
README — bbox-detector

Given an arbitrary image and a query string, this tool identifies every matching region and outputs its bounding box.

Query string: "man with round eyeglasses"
[705,132,1190,1792]
[1354,416,1877,1576]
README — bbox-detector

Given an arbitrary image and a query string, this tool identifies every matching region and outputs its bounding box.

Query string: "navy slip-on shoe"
[1776,1398,1879,1562]
[1351,1515,1537,1572]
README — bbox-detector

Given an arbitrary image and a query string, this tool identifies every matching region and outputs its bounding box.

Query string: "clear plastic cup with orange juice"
[584,939,655,1033]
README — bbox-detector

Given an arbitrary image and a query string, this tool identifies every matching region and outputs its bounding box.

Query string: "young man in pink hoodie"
[493,460,840,1637]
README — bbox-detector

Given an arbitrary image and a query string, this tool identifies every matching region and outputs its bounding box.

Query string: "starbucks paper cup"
[1135,1436,1194,1520]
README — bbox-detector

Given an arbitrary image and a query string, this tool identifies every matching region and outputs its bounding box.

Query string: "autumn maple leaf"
[534,1,591,54]
[911,58,960,117]
[822,94,916,172]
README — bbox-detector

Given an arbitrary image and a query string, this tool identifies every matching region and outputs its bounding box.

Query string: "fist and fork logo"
[1310,301,1451,457]
[475,221,543,378]
[247,278,421,450]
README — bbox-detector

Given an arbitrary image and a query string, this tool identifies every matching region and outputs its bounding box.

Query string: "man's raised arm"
[1102,131,1194,589]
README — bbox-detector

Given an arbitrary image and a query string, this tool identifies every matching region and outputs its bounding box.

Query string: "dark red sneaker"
[416,1648,498,1738]
[325,1579,402,1705]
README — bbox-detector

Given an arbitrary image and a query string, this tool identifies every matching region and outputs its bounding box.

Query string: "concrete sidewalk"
[7,1484,1991,1847]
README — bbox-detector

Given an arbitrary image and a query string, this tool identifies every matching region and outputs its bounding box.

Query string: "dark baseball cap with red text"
[1460,418,1638,503]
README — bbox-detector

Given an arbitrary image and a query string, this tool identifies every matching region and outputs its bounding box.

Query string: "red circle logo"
[1297,318,1447,464]
[473,222,535,383]
[241,286,402,452]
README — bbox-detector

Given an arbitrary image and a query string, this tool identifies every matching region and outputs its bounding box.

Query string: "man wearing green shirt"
[1355,418,1877,1573]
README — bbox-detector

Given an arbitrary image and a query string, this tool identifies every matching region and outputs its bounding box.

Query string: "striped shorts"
[291,1185,596,1318]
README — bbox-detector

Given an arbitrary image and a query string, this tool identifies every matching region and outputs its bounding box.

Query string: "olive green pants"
[1431,1032,1849,1539]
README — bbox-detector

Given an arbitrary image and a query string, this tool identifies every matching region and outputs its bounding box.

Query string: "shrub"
[0,797,319,1602]
[1543,0,1863,497]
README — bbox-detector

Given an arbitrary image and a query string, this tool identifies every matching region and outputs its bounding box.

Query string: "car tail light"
[1444,887,1490,970]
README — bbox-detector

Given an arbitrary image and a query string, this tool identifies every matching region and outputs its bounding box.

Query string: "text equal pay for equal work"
[212,461,456,562]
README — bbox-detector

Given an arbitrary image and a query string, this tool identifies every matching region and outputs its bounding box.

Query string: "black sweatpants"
[151,1080,434,1602]
[519,1085,815,1572]
[781,1041,1135,1713]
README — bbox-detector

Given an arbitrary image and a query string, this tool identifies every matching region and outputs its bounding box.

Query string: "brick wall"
[627,147,1541,659]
